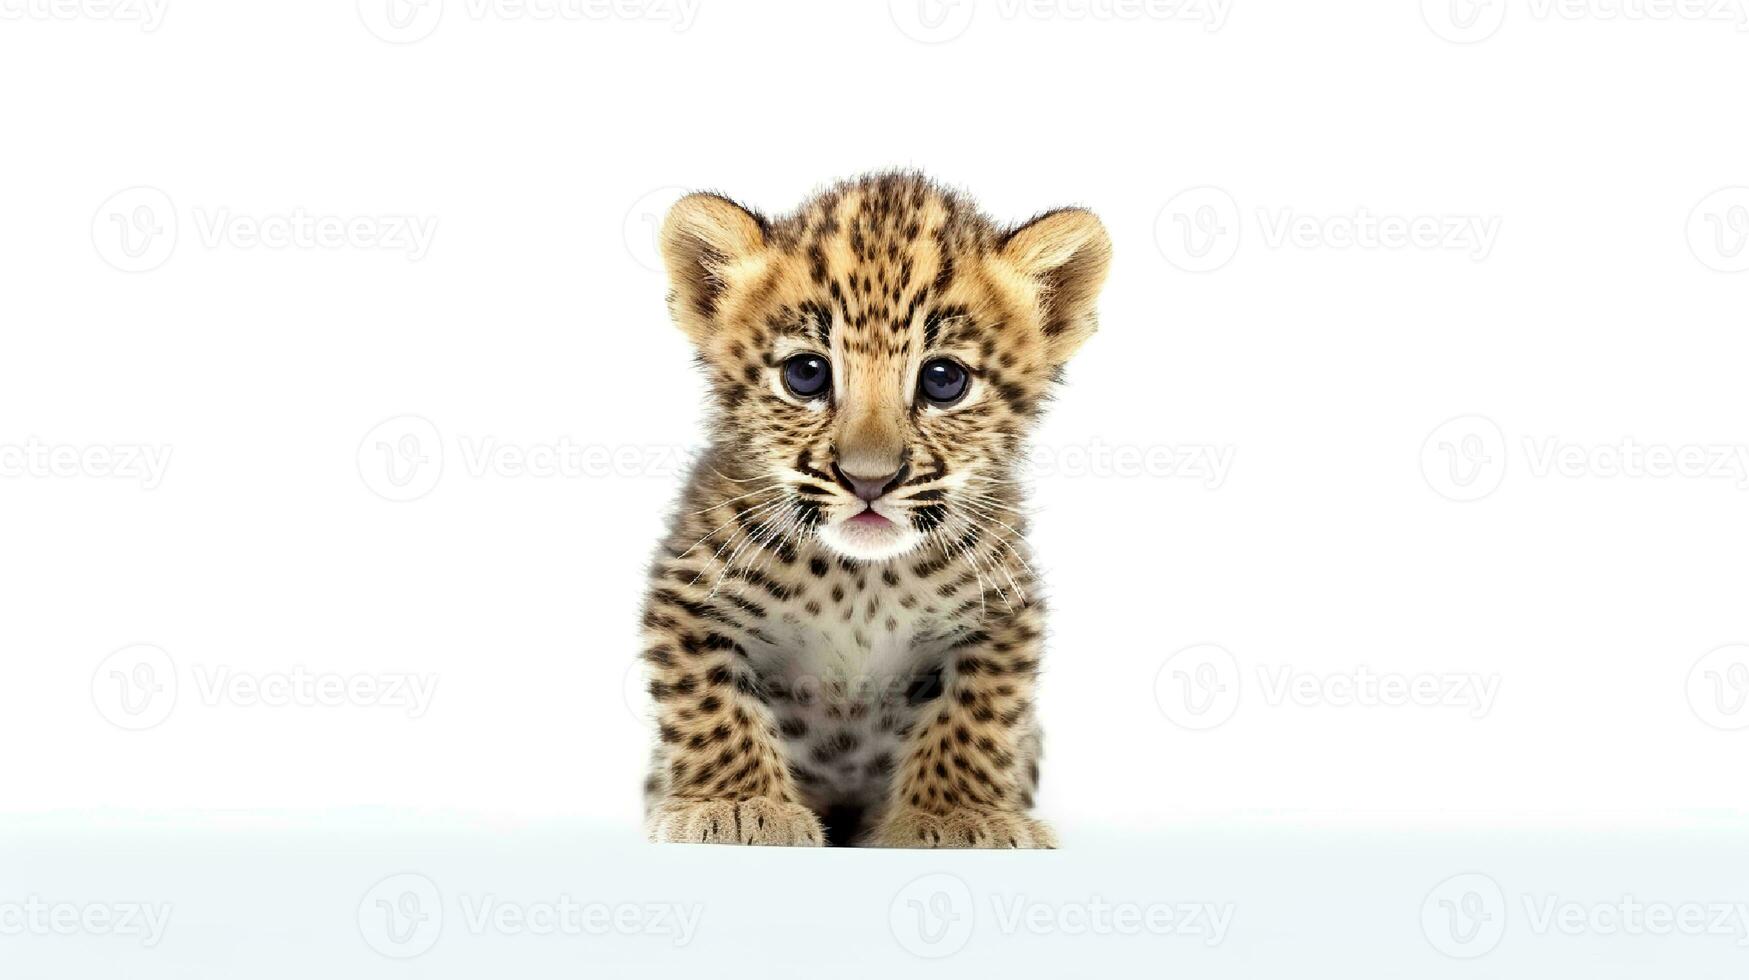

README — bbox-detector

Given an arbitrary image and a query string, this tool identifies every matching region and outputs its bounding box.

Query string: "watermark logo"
[0,0,168,30]
[1155,186,1241,273]
[1158,187,1501,271]
[1421,415,1509,502]
[0,898,173,947]
[1522,894,1749,944]
[881,871,1238,959]
[1255,207,1499,259]
[1154,643,1242,730]
[358,415,444,502]
[92,187,437,271]
[891,0,1229,42]
[457,895,701,944]
[1421,0,1508,43]
[1686,187,1749,273]
[1027,440,1235,487]
[91,644,178,731]
[359,0,699,41]
[890,873,975,958]
[359,873,443,959]
[355,416,723,501]
[1425,0,1749,42]
[1687,644,1749,731]
[989,896,1234,942]
[1422,415,1749,501]
[92,647,438,728]
[190,208,437,260]
[356,423,1232,500]
[1424,872,1749,955]
[358,0,444,42]
[190,666,438,718]
[1521,437,1749,486]
[358,873,701,956]
[623,658,651,724]
[92,186,177,273]
[1156,646,1501,730]
[624,185,689,273]
[1256,666,1499,717]
[1422,873,1508,958]
[888,873,1231,958]
[889,0,977,42]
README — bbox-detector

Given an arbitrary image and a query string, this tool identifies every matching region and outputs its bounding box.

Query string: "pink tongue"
[850,510,893,527]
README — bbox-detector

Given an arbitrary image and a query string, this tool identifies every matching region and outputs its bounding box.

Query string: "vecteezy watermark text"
[1156,188,1501,272]
[1422,872,1749,958]
[190,665,437,718]
[456,895,701,944]
[1027,440,1234,486]
[1154,644,1501,730]
[0,0,168,30]
[357,415,702,502]
[1421,415,1749,502]
[889,0,1230,44]
[357,0,700,43]
[1422,0,1749,44]
[0,898,172,947]
[92,644,439,731]
[357,873,701,959]
[358,415,1237,502]
[92,186,437,272]
[888,872,1232,958]
[189,208,437,260]
[0,439,172,489]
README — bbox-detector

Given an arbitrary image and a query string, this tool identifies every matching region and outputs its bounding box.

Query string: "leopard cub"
[640,173,1110,848]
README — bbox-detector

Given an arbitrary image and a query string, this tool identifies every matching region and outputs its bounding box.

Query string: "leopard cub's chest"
[744,570,954,806]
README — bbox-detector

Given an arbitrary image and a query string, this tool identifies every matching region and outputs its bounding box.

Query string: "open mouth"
[816,501,921,562]
[847,508,895,528]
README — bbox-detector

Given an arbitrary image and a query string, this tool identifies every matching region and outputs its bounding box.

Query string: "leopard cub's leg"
[868,614,1056,849]
[640,599,823,847]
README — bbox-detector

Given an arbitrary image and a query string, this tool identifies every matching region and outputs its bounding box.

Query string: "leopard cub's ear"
[1000,208,1112,366]
[659,192,767,344]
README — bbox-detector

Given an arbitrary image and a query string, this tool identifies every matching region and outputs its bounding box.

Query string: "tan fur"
[639,173,1109,847]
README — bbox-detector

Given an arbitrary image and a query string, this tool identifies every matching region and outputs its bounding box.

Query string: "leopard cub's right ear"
[659,193,767,343]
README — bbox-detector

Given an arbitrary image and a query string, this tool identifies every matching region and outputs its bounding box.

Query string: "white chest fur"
[745,591,952,807]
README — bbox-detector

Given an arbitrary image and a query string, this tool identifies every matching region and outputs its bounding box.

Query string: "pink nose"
[832,462,909,502]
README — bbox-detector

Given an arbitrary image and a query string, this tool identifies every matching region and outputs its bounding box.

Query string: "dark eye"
[782,353,831,400]
[918,358,969,406]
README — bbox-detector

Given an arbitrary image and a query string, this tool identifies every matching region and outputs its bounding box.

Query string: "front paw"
[869,808,1057,849]
[646,797,825,846]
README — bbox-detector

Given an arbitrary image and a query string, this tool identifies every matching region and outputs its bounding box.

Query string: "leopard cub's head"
[659,173,1110,564]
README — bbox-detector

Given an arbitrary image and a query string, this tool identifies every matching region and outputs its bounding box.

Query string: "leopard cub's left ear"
[1000,208,1112,365]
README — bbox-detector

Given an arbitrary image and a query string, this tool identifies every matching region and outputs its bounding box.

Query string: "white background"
[2,0,1746,976]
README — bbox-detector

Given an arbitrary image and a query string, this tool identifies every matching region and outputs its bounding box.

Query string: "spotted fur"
[640,173,1110,848]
